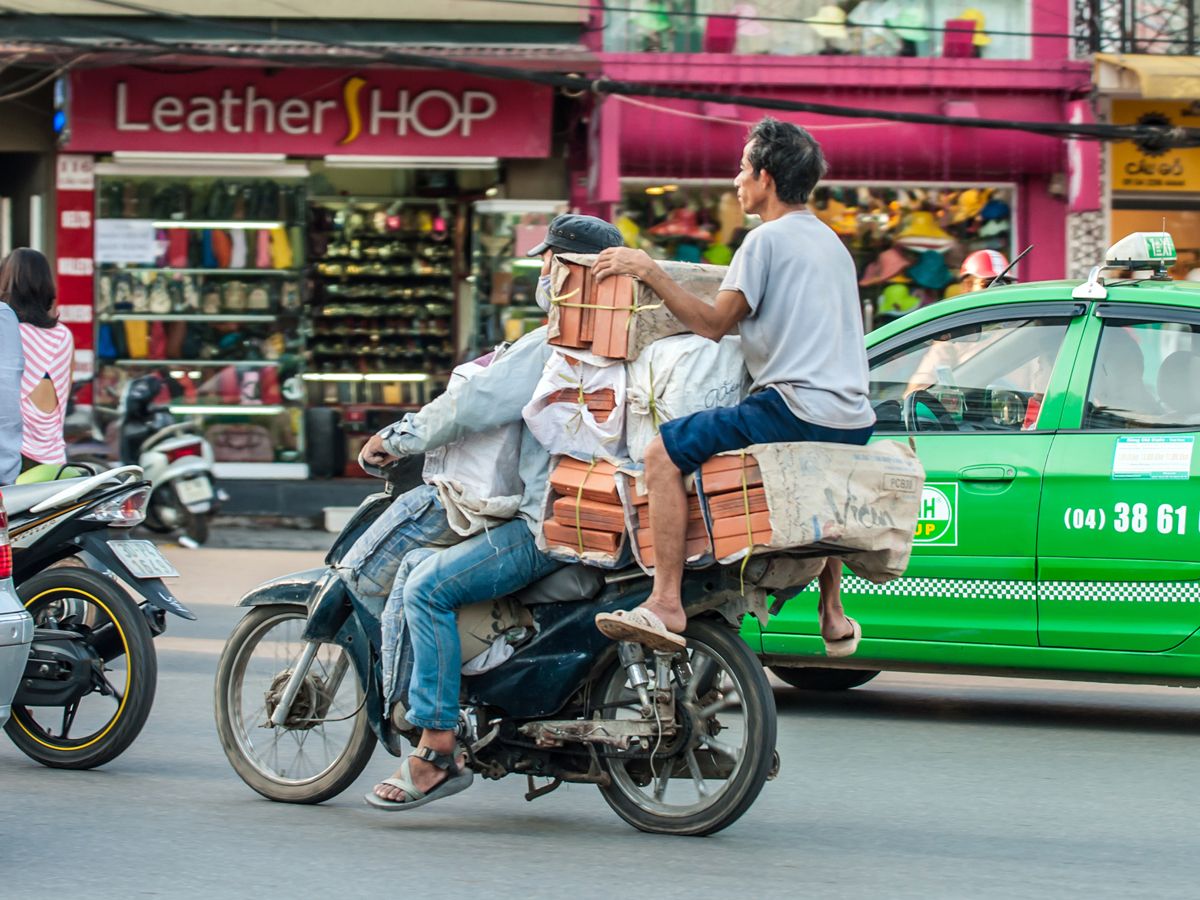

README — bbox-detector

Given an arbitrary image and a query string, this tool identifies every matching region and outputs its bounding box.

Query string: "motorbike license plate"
[176,477,214,506]
[108,540,180,580]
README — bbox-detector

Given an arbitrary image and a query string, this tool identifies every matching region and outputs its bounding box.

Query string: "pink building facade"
[577,0,1098,302]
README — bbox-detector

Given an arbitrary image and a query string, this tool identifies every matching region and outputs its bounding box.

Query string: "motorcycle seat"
[2,477,94,517]
[514,564,606,606]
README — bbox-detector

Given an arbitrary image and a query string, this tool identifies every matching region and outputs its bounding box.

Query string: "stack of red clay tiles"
[548,262,635,359]
[544,458,626,555]
[545,387,617,423]
[700,454,770,559]
[631,485,709,568]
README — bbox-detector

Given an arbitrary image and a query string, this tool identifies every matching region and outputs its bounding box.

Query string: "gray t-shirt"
[721,210,875,430]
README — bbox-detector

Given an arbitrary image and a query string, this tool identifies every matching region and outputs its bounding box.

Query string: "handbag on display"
[207,423,276,463]
[223,280,248,313]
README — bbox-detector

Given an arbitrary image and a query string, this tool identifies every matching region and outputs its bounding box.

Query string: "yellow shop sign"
[1111,100,1200,193]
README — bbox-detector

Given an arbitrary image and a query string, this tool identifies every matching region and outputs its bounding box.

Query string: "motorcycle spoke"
[684,750,711,798]
[700,735,741,763]
[59,699,81,739]
[652,763,671,803]
[698,691,740,720]
[684,654,716,702]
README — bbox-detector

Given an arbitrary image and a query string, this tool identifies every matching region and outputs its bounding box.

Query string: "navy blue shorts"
[658,388,875,475]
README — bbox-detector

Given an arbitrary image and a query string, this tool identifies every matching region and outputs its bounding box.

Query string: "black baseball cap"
[527,213,625,257]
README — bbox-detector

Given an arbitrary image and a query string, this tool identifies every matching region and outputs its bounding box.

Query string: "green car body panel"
[746,276,1200,686]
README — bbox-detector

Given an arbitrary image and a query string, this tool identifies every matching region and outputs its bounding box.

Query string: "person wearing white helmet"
[960,249,1012,292]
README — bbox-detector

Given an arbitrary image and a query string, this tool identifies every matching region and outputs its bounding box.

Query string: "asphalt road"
[2,542,1198,899]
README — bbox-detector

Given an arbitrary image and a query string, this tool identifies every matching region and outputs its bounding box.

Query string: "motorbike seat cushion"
[514,564,606,606]
[2,476,94,517]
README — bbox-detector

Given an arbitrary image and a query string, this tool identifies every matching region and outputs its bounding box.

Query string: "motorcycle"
[115,375,223,547]
[214,462,779,836]
[4,463,195,768]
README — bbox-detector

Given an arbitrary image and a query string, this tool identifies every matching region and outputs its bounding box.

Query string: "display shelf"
[167,404,286,415]
[313,269,453,280]
[101,313,279,323]
[309,196,443,205]
[150,219,287,230]
[114,358,283,367]
[97,267,298,277]
[314,309,450,318]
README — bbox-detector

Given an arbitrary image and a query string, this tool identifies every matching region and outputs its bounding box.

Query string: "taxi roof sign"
[1106,231,1177,271]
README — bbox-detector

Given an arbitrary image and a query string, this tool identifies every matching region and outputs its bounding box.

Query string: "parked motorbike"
[4,463,195,769]
[115,375,223,546]
[215,462,778,836]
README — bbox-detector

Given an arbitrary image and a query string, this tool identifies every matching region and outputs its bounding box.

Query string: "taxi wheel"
[769,666,879,691]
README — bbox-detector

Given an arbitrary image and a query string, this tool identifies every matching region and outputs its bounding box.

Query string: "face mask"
[535,274,553,313]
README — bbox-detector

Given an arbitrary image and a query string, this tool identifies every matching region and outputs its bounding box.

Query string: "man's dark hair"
[0,248,57,329]
[746,117,828,205]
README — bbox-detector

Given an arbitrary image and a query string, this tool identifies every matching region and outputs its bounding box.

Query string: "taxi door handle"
[958,464,1016,482]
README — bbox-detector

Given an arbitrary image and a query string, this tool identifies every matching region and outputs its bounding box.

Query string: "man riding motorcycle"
[348,214,625,811]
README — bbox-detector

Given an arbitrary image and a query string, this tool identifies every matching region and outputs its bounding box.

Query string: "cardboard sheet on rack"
[548,253,729,360]
[700,440,925,583]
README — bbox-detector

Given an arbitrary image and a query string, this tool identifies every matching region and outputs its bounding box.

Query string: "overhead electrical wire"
[446,0,1198,46]
[4,0,1199,150]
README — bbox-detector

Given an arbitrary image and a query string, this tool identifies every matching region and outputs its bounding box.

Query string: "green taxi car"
[749,232,1200,691]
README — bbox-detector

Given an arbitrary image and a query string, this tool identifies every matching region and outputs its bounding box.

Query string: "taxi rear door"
[761,301,1086,650]
[1037,302,1200,651]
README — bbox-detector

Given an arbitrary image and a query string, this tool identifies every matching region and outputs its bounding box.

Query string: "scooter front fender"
[74,532,197,621]
[237,567,327,608]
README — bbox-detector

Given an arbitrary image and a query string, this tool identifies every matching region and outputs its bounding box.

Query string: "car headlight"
[82,487,152,528]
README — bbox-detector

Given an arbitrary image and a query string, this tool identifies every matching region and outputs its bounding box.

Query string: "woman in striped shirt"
[0,249,74,468]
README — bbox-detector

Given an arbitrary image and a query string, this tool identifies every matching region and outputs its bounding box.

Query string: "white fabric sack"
[522,350,627,461]
[625,334,750,462]
[423,352,523,536]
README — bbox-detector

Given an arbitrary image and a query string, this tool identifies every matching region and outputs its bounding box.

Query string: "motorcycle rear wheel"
[5,569,157,769]
[596,618,777,836]
[214,605,375,804]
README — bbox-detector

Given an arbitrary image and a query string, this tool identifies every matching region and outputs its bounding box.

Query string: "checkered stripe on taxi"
[1039,582,1200,603]
[803,576,1036,601]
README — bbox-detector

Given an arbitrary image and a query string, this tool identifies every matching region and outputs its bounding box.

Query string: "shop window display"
[94,174,307,470]
[305,196,461,474]
[470,200,567,353]
[617,180,1015,328]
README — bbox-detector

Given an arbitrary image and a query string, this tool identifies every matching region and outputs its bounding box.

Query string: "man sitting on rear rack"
[591,117,877,656]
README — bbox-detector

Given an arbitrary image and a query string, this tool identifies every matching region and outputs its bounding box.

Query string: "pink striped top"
[18,322,74,464]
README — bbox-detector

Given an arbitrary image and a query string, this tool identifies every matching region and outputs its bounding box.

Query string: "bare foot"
[640,597,687,635]
[373,753,463,803]
[818,609,855,643]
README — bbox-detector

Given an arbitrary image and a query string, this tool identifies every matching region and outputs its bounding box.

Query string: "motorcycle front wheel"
[5,569,157,769]
[596,617,778,836]
[214,605,375,804]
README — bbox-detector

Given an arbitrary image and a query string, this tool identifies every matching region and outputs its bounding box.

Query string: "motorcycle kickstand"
[269,641,319,727]
[524,775,562,802]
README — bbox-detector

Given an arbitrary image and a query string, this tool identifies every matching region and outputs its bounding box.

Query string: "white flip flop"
[595,607,687,652]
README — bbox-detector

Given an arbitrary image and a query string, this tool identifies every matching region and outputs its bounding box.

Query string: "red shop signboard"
[65,67,552,158]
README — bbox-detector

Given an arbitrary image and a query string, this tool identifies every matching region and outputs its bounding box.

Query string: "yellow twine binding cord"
[738,451,754,596]
[573,456,601,556]
[646,361,662,432]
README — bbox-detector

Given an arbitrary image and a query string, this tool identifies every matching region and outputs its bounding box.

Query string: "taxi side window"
[870,316,1071,433]
[1084,319,1200,430]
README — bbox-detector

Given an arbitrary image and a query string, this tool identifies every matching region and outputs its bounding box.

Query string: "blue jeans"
[404,519,563,731]
[334,484,461,700]
[335,484,460,607]
[659,386,875,475]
